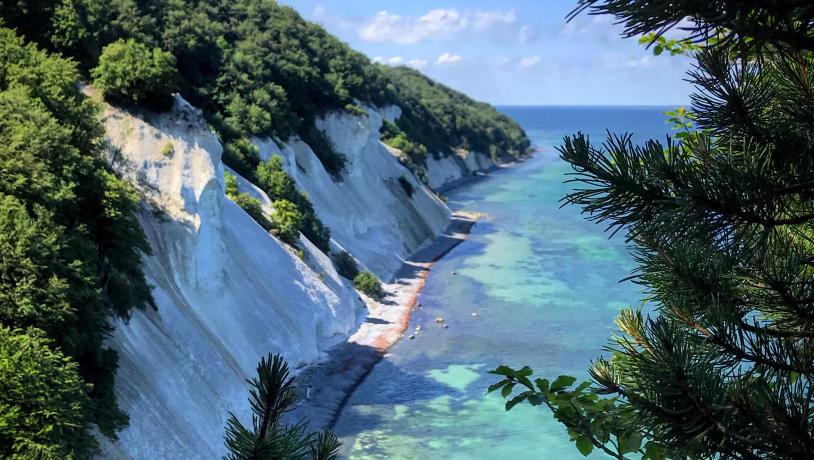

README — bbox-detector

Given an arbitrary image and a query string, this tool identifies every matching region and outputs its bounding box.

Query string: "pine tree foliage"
[572,0,814,51]
[491,3,814,459]
[224,353,341,460]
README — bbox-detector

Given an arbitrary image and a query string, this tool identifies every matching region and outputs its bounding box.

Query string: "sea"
[334,106,682,459]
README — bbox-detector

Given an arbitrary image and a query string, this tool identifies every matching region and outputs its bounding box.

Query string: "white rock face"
[424,150,496,191]
[97,96,364,459]
[253,106,450,280]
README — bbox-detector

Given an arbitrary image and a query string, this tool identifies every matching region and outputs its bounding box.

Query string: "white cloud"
[407,59,429,69]
[360,9,466,44]
[473,9,516,31]
[373,56,405,65]
[519,55,541,69]
[623,55,653,69]
[312,4,327,18]
[437,52,463,65]
[373,56,429,70]
[357,8,519,44]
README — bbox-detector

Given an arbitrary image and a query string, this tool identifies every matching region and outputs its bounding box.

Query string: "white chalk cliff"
[424,150,496,191]
[253,105,450,280]
[96,94,489,458]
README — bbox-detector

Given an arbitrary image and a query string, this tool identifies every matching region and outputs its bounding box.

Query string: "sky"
[280,0,694,106]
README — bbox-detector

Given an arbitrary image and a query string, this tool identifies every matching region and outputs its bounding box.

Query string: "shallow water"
[335,106,679,459]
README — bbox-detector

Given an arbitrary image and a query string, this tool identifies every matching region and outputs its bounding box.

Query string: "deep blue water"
[334,106,681,459]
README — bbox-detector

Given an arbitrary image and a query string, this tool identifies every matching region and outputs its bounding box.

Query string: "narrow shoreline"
[289,210,480,430]
[288,156,534,432]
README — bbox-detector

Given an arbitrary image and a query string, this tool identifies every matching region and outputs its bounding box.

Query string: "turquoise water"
[335,106,679,459]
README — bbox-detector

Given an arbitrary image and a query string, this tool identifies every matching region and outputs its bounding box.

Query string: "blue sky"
[280,0,694,106]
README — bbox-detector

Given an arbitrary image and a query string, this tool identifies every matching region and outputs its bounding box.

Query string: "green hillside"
[2,0,530,178]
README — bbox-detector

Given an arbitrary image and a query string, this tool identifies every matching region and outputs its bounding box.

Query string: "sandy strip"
[288,211,480,429]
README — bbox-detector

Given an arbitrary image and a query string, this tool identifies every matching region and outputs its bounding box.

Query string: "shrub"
[270,199,304,244]
[161,142,174,157]
[380,121,430,182]
[354,271,383,299]
[344,103,367,117]
[398,175,415,197]
[301,123,346,179]
[92,39,178,110]
[224,171,239,198]
[225,173,273,231]
[256,156,332,252]
[233,193,272,231]
[222,138,261,181]
[256,155,297,202]
[333,250,359,280]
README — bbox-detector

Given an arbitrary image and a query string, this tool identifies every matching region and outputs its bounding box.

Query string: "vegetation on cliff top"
[0,27,152,456]
[1,0,531,178]
[382,66,531,161]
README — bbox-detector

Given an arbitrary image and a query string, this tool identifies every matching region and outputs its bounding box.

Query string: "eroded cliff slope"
[97,95,460,458]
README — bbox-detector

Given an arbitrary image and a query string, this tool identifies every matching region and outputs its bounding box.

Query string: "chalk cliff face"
[424,150,496,191]
[253,106,451,280]
[97,97,365,459]
[97,94,481,458]
[95,84,505,457]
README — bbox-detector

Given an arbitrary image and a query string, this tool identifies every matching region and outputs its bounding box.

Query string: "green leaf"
[487,380,508,394]
[575,436,594,456]
[515,366,533,378]
[535,378,550,394]
[619,431,643,454]
[643,441,668,460]
[516,375,534,390]
[574,381,592,393]
[527,394,544,406]
[490,365,515,378]
[501,382,515,398]
[505,393,527,411]
[550,375,577,393]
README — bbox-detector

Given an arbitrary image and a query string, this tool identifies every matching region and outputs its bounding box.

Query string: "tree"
[256,156,331,252]
[491,2,814,459]
[0,326,97,459]
[224,353,341,460]
[92,38,178,110]
[256,156,299,204]
[332,250,359,280]
[271,199,305,245]
[0,27,153,444]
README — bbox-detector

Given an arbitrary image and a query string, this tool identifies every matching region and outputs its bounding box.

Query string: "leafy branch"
[487,365,667,460]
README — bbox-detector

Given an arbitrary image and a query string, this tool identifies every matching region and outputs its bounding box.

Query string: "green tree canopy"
[92,38,178,110]
[0,26,152,447]
[0,0,531,179]
[270,199,305,246]
[0,326,97,459]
